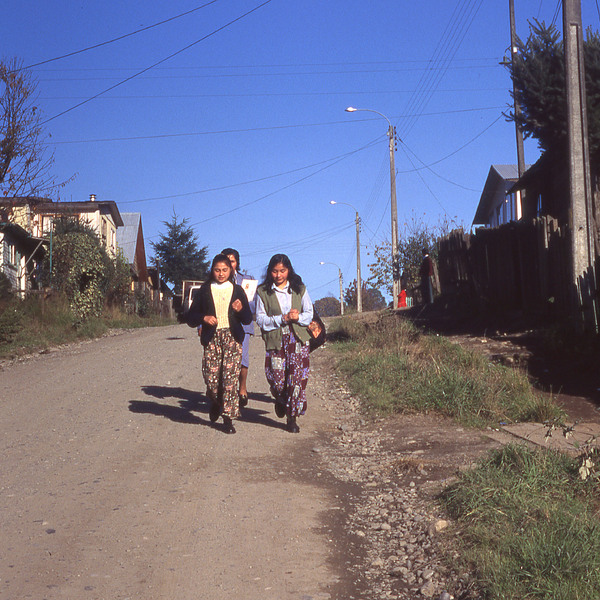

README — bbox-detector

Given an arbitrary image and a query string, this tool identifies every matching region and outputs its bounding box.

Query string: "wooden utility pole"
[509,0,526,180]
[563,0,597,330]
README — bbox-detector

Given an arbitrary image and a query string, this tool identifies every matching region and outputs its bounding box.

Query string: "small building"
[508,150,570,225]
[473,164,530,228]
[116,212,149,293]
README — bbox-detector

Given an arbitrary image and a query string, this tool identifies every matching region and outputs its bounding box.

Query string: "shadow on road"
[129,387,289,431]
[128,385,209,425]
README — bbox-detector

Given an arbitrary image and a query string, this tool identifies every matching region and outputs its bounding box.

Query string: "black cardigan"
[185,280,252,346]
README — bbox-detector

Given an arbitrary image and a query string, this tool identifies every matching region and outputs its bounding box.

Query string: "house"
[116,212,149,293]
[508,150,570,225]
[0,221,47,295]
[0,195,123,257]
[473,164,530,228]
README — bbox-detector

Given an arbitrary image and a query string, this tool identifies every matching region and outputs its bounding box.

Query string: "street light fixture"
[319,261,344,315]
[345,106,400,309]
[330,200,362,312]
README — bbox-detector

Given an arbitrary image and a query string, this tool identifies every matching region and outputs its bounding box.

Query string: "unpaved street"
[1,325,340,600]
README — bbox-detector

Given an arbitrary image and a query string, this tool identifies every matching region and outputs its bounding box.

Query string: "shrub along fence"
[438,217,574,320]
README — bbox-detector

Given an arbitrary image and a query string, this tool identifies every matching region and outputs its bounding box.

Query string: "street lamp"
[319,261,344,315]
[330,200,362,313]
[345,106,400,309]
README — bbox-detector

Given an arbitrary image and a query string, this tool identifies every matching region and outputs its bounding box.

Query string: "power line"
[40,0,273,125]
[32,57,504,72]
[118,139,383,205]
[48,108,503,145]
[35,65,500,81]
[20,1,222,70]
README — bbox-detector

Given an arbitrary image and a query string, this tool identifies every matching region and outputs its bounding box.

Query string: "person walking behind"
[221,247,255,408]
[186,254,252,434]
[255,254,313,433]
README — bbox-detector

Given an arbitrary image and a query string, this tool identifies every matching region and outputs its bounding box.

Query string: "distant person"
[398,271,408,307]
[185,254,252,434]
[419,248,434,305]
[222,247,256,409]
[255,254,313,433]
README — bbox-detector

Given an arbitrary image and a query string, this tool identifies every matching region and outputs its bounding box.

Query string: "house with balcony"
[0,220,46,296]
[0,195,123,257]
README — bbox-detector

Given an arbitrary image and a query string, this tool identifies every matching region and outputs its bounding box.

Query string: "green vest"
[256,283,312,351]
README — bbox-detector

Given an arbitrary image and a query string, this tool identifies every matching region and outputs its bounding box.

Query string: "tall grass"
[441,444,600,600]
[330,313,563,427]
[0,294,174,359]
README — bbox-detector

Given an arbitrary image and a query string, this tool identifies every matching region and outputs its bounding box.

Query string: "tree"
[0,58,67,197]
[508,21,600,171]
[368,214,445,296]
[344,280,386,311]
[151,211,209,294]
[314,295,341,317]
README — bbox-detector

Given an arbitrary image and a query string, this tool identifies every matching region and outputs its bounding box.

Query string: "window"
[7,241,17,267]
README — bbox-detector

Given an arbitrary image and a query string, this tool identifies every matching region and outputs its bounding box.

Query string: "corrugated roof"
[116,212,141,264]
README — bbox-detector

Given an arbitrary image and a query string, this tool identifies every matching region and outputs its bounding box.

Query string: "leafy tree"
[0,58,70,197]
[368,214,444,295]
[508,21,600,170]
[48,231,106,321]
[314,295,341,317]
[40,217,133,318]
[344,280,386,311]
[151,211,208,294]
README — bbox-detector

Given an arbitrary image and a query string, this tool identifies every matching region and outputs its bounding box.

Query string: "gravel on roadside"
[308,349,494,600]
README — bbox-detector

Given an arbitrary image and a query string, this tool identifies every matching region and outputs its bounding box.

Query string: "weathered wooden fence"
[438,217,572,318]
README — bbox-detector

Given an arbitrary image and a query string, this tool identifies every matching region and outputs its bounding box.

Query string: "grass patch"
[441,444,600,600]
[0,294,175,359]
[329,312,563,427]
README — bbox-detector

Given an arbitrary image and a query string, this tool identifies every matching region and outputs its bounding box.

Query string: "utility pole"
[509,0,526,180]
[388,124,400,309]
[338,268,344,316]
[355,210,363,312]
[563,0,596,330]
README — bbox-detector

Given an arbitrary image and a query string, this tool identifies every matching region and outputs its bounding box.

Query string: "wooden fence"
[438,217,573,319]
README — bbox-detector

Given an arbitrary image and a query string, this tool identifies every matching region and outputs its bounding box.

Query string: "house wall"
[0,233,28,293]
[31,209,119,257]
[487,188,521,228]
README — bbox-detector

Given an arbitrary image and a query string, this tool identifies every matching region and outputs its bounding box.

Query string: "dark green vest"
[256,283,311,351]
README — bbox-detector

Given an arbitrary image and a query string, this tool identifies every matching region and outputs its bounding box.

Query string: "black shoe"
[223,417,236,434]
[274,401,286,419]
[239,394,248,408]
[209,402,220,423]
[286,416,300,433]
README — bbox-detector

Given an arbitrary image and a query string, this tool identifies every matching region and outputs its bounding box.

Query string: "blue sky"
[3,1,599,300]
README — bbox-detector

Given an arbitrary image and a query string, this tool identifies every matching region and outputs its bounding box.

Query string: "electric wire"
[48,108,503,145]
[40,0,273,125]
[20,1,222,70]
[119,137,382,206]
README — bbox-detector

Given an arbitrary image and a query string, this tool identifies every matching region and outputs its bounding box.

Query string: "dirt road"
[1,325,340,600]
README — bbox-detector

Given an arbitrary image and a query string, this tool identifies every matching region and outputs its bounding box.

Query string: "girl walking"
[255,254,313,433]
[186,254,252,434]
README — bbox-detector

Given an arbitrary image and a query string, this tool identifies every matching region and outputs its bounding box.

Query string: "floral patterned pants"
[202,328,242,418]
[265,328,310,417]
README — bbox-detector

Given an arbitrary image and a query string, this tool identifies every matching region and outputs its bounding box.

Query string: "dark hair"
[221,247,240,267]
[262,253,304,294]
[209,254,235,283]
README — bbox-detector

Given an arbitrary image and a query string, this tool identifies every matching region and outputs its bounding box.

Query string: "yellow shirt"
[211,281,233,329]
